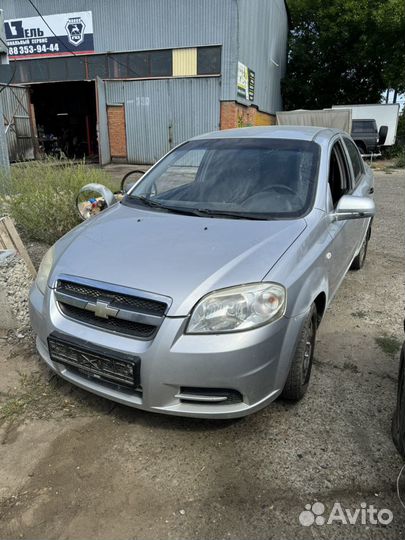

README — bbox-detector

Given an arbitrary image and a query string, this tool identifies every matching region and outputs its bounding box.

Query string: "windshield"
[126,138,320,219]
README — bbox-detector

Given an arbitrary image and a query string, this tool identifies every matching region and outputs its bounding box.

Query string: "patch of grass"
[343,361,359,373]
[394,151,405,169]
[0,159,116,244]
[375,335,402,358]
[352,310,367,319]
[383,140,405,169]
[0,396,26,419]
[0,371,92,424]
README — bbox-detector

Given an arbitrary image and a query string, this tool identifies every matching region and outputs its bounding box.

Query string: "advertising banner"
[4,11,94,59]
[237,61,255,101]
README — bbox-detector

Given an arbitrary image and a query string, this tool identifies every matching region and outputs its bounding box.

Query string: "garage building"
[0,0,288,165]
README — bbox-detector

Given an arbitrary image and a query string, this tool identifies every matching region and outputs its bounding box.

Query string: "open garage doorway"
[30,81,98,162]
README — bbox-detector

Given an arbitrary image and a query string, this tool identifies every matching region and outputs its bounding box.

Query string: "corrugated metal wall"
[2,0,288,164]
[105,77,220,164]
[237,0,288,113]
[0,84,34,161]
[2,0,238,102]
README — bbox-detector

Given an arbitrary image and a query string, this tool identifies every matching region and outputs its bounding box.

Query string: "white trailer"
[332,104,400,146]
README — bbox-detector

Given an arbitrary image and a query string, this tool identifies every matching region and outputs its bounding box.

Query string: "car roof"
[191,125,342,143]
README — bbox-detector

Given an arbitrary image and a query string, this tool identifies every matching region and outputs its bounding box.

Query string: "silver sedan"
[29,126,375,418]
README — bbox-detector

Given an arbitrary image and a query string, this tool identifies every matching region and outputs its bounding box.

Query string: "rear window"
[352,120,376,132]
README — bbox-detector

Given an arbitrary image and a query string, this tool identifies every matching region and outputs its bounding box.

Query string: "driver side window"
[328,142,350,208]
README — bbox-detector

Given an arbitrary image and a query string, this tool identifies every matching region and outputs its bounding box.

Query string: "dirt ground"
[0,168,404,540]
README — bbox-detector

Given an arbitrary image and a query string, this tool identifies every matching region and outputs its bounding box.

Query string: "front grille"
[57,280,167,316]
[55,278,168,339]
[59,303,157,338]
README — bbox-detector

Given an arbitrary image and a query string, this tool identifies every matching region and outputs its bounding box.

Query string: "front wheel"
[281,304,317,401]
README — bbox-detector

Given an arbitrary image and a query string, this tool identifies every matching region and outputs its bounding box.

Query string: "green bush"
[394,149,405,168]
[382,114,405,163]
[0,159,115,245]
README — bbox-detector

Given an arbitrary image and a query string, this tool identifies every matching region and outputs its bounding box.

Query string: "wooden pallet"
[0,216,37,277]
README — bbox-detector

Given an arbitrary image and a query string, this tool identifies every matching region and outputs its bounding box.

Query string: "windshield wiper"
[130,197,265,220]
[132,195,171,209]
[131,196,204,216]
[193,208,265,220]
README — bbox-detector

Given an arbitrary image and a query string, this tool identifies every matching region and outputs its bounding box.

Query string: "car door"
[326,138,355,296]
[341,136,372,260]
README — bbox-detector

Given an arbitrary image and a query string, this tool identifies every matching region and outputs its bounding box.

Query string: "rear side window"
[344,138,363,184]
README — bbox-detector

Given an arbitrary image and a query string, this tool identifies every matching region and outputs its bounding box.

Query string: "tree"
[282,0,405,110]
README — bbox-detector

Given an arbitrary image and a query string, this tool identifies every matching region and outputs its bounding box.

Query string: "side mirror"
[76,183,116,220]
[378,125,388,146]
[332,195,375,222]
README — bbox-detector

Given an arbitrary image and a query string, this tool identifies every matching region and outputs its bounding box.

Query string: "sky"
[383,90,404,113]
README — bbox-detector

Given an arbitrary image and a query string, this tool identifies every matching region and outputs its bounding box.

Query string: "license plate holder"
[47,332,140,388]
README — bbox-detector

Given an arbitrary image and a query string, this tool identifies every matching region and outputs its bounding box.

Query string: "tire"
[350,230,369,271]
[281,304,317,401]
[392,345,405,458]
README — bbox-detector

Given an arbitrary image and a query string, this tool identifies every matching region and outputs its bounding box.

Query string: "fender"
[264,209,332,319]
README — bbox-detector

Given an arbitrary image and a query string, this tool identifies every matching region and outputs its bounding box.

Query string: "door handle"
[368,187,374,194]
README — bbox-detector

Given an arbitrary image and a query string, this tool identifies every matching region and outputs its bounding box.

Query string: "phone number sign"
[4,11,94,60]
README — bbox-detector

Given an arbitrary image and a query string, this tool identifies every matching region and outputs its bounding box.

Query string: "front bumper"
[29,282,307,418]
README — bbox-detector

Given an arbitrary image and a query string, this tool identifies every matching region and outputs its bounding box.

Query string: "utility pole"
[0,9,11,175]
[0,10,9,64]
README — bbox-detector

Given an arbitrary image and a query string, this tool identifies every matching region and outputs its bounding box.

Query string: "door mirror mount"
[331,194,375,222]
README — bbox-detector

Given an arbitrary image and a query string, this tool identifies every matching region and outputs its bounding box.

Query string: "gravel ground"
[0,252,33,340]
[0,168,404,540]
[23,240,49,271]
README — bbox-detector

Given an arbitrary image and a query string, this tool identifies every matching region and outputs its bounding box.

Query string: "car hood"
[50,203,306,316]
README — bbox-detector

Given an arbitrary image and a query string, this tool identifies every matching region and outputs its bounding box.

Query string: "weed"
[394,151,405,169]
[0,371,95,424]
[375,335,402,358]
[0,159,116,244]
[352,310,367,319]
[343,361,359,373]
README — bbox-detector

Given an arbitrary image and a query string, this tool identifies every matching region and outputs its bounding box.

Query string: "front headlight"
[35,246,55,294]
[186,282,286,334]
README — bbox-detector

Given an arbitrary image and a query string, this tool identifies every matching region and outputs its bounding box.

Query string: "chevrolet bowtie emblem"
[85,299,119,319]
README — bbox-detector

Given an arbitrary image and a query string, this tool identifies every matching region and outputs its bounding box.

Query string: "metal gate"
[0,84,35,162]
[105,77,221,164]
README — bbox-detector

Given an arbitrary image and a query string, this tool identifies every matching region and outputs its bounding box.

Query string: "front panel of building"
[0,0,287,164]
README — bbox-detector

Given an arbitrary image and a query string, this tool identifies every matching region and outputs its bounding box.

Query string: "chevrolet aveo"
[29,126,375,418]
